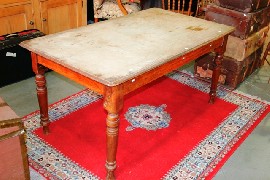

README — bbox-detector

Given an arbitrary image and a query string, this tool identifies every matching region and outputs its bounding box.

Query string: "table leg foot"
[208,92,216,104]
[106,161,116,180]
[41,122,50,134]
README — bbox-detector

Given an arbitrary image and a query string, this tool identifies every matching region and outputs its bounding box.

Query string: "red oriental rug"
[23,71,270,179]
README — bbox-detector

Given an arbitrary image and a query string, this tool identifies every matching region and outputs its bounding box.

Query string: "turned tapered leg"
[103,86,123,180]
[209,53,223,104]
[209,35,229,104]
[35,64,49,134]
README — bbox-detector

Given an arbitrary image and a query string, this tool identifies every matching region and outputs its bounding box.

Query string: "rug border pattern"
[23,71,270,179]
[24,89,101,179]
[162,71,269,179]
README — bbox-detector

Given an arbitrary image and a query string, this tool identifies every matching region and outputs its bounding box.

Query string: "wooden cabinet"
[0,0,87,36]
[0,0,34,35]
[34,0,86,34]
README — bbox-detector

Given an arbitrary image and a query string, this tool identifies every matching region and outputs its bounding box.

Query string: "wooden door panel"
[40,0,83,34]
[0,3,34,35]
[47,4,78,33]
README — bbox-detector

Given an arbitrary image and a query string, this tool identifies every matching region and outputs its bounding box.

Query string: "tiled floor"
[1,48,270,179]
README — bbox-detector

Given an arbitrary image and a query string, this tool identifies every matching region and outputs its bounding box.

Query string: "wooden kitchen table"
[20,8,234,179]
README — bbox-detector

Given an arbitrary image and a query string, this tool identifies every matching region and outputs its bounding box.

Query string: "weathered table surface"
[20,8,234,179]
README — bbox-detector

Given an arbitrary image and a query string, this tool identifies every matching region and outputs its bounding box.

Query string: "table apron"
[33,54,106,95]
[121,36,226,95]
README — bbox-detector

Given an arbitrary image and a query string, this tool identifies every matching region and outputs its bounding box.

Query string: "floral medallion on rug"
[23,70,270,180]
[125,104,171,131]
